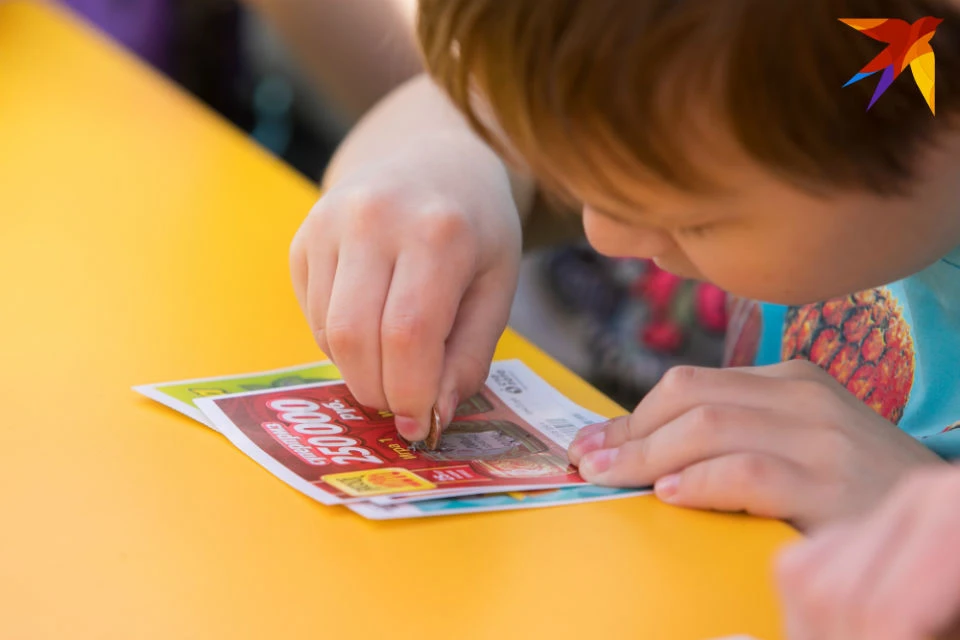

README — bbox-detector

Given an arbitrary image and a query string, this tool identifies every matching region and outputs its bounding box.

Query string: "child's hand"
[776,467,960,640]
[290,138,522,441]
[568,360,944,530]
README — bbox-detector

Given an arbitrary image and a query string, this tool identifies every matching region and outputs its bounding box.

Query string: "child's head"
[418,0,960,304]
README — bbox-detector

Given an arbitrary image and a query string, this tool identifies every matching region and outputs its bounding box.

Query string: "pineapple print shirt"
[725,247,960,461]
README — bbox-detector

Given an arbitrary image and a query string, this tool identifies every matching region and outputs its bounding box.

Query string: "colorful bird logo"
[840,17,942,114]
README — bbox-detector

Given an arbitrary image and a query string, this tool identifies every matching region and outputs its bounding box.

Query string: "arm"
[242,1,579,243]
[290,73,539,442]
[322,73,537,222]
[240,0,422,123]
[324,73,584,246]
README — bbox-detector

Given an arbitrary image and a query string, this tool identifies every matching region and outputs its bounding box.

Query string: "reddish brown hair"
[418,0,960,203]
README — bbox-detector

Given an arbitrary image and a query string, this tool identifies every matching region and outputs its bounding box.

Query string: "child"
[777,466,960,639]
[290,0,960,531]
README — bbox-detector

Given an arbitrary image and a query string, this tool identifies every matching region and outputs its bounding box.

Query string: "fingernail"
[394,416,421,441]
[572,420,609,443]
[569,430,606,459]
[655,474,680,502]
[580,448,618,477]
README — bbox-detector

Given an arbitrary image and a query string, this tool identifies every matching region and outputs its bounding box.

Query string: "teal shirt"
[728,247,960,460]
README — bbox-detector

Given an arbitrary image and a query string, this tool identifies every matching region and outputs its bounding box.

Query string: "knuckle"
[335,187,384,213]
[807,429,850,471]
[418,207,472,246]
[347,198,388,235]
[381,312,432,352]
[325,319,363,354]
[319,188,391,235]
[730,454,771,487]
[688,404,726,429]
[781,358,825,380]
[793,379,833,407]
[660,366,700,394]
[305,194,343,228]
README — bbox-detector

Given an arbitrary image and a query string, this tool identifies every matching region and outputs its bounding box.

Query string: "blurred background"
[59,0,725,408]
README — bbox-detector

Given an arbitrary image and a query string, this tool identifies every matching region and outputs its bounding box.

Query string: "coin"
[403,404,443,452]
[424,404,442,450]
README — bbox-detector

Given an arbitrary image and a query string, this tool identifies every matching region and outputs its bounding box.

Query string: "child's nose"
[582,206,674,259]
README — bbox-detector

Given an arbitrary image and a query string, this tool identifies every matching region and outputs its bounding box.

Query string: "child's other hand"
[290,138,522,442]
[777,467,960,640]
[568,360,944,530]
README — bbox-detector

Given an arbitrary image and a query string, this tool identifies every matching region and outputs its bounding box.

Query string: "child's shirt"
[726,247,960,460]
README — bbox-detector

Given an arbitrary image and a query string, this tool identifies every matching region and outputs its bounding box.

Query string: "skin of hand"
[291,74,536,442]
[568,360,944,531]
[290,131,523,441]
[776,467,960,640]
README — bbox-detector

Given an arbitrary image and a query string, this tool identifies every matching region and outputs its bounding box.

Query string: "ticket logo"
[322,468,436,497]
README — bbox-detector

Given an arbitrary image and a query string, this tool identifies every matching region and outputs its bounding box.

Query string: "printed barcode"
[542,417,583,447]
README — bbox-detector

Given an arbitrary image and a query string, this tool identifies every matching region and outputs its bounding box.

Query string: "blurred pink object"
[696,283,729,333]
[633,263,681,313]
[641,318,685,353]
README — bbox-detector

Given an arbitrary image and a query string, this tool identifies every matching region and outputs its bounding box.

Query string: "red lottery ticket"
[195,360,608,504]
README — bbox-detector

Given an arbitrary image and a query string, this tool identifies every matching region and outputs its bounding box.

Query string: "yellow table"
[0,3,797,638]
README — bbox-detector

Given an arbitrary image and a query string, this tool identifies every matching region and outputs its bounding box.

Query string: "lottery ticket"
[194,360,611,504]
[133,361,341,429]
[350,485,649,519]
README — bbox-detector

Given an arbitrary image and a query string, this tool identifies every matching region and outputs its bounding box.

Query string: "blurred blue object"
[251,74,294,156]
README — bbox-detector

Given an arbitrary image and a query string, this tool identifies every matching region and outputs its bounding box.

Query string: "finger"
[861,473,960,640]
[593,366,816,453]
[292,228,338,357]
[812,494,918,639]
[435,268,517,426]
[651,452,812,522]
[380,250,475,441]
[781,472,955,640]
[785,525,879,640]
[777,523,855,595]
[289,226,310,319]
[569,415,625,466]
[777,525,857,640]
[324,242,393,409]
[578,405,807,490]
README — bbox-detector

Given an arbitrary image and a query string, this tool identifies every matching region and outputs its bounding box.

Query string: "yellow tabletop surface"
[0,2,797,638]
